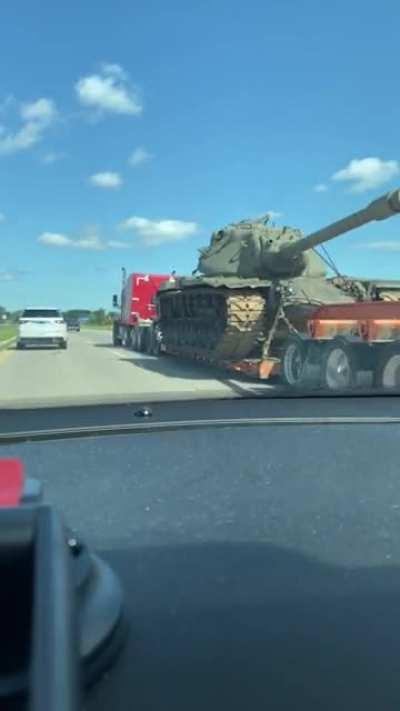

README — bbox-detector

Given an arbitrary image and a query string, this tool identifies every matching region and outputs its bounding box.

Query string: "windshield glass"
[21,310,61,319]
[1,1,400,408]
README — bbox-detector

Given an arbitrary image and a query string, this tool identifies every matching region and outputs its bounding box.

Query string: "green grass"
[0,324,17,343]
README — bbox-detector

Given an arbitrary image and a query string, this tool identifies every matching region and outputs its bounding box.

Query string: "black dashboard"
[1,394,400,710]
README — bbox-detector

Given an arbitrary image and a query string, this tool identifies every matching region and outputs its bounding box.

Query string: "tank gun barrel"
[282,188,400,256]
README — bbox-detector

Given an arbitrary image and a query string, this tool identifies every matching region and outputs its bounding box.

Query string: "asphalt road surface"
[0,329,276,407]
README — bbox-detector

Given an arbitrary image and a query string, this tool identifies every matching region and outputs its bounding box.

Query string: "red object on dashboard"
[0,458,24,507]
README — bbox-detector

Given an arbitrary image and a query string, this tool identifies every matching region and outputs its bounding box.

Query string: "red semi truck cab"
[112,271,171,350]
[120,272,170,326]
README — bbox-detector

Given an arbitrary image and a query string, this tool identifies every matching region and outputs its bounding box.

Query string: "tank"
[157,189,400,361]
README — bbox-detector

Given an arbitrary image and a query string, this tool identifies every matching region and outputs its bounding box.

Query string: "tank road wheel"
[321,338,357,391]
[280,336,308,388]
[374,344,400,390]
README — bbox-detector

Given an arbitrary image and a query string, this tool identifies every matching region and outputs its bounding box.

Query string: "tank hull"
[157,277,353,363]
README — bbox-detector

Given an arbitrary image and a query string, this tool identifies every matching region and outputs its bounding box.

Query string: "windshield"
[1,1,400,408]
[21,309,61,319]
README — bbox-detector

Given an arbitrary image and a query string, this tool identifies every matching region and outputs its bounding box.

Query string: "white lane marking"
[113,350,156,360]
[0,349,14,366]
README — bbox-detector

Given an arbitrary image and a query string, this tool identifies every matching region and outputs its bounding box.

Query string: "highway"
[0,329,275,408]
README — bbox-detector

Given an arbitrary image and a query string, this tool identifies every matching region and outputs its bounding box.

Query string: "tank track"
[158,287,267,361]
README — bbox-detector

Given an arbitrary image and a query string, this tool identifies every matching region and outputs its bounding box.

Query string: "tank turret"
[198,189,400,280]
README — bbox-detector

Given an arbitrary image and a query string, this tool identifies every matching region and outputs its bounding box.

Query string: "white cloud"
[75,236,103,250]
[266,210,282,221]
[0,97,57,156]
[314,183,328,192]
[129,146,152,166]
[38,227,131,251]
[358,240,400,252]
[332,157,399,193]
[38,231,104,250]
[0,269,29,281]
[0,271,18,281]
[0,212,5,222]
[20,98,57,126]
[75,64,142,116]
[0,121,42,155]
[0,95,16,114]
[120,216,199,246]
[38,232,72,247]
[107,239,131,249]
[41,151,65,164]
[101,63,128,80]
[89,171,122,189]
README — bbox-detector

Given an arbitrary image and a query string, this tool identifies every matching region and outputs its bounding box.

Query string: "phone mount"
[0,459,125,710]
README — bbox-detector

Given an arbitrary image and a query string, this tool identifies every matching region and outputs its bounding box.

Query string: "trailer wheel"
[280,336,308,388]
[374,344,400,390]
[320,338,357,391]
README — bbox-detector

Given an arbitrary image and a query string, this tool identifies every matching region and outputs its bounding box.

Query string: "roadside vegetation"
[81,323,112,330]
[64,309,114,328]
[0,306,115,332]
[0,324,17,343]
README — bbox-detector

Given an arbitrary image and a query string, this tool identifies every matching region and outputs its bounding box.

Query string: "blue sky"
[1,0,399,310]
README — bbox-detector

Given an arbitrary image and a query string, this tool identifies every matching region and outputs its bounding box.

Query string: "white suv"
[17,308,68,350]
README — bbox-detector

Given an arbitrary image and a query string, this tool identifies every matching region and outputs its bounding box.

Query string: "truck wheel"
[280,336,308,388]
[131,328,139,351]
[141,328,151,354]
[136,328,144,353]
[60,339,67,350]
[122,328,132,349]
[150,328,161,356]
[320,338,357,391]
[374,344,400,389]
[112,323,122,346]
[16,341,24,350]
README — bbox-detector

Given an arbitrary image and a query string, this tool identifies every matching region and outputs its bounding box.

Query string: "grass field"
[0,324,17,344]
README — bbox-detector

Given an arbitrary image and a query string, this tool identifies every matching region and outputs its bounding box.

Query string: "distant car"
[66,319,80,332]
[17,308,68,350]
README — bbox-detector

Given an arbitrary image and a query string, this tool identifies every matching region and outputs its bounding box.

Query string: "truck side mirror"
[112,294,119,308]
